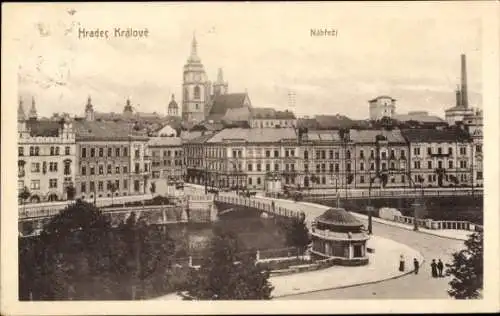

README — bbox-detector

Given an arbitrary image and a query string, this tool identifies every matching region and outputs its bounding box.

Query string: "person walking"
[431,259,438,278]
[437,259,444,277]
[413,258,419,275]
[399,254,405,272]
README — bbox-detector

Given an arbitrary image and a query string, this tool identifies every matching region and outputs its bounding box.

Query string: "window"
[116,166,120,174]
[65,146,70,155]
[291,164,295,171]
[390,162,395,170]
[274,150,279,157]
[82,148,87,158]
[29,146,34,156]
[335,151,339,159]
[124,148,128,157]
[135,149,140,158]
[115,180,120,190]
[437,147,442,155]
[232,150,237,157]
[135,163,140,173]
[360,150,364,159]
[304,164,309,172]
[448,147,453,155]
[266,164,270,172]
[64,161,70,175]
[257,164,261,171]
[381,151,387,159]
[335,163,339,172]
[107,164,112,174]
[291,150,295,157]
[438,161,443,169]
[89,181,95,192]
[428,175,433,182]
[90,148,95,157]
[81,166,86,175]
[329,150,333,159]
[413,147,420,156]
[50,147,55,156]
[329,163,334,173]
[134,180,140,192]
[401,175,405,183]
[194,86,201,99]
[400,150,406,159]
[98,181,103,191]
[381,162,387,170]
[144,163,148,172]
[370,163,375,171]
[107,180,112,191]
[360,162,364,171]
[390,149,395,159]
[346,150,351,159]
[347,163,351,172]
[316,150,321,160]
[427,161,432,169]
[98,165,104,175]
[321,176,326,184]
[477,171,483,180]
[257,177,261,185]
[360,176,365,183]
[90,166,95,175]
[316,164,320,173]
[274,163,279,171]
[31,163,40,173]
[108,148,112,157]
[123,179,128,189]
[99,148,104,157]
[370,149,375,159]
[448,160,453,169]
[475,145,482,153]
[460,161,467,169]
[427,147,432,155]
[35,147,39,156]
[304,150,309,159]
[30,180,40,190]
[414,161,421,169]
[248,164,253,171]
[18,147,24,156]
[248,177,253,185]
[266,150,270,158]
[321,150,326,159]
[116,148,120,157]
[81,182,86,193]
[49,179,57,188]
[55,147,60,155]
[459,147,467,155]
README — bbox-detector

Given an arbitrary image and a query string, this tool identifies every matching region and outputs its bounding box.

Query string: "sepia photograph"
[1,1,499,315]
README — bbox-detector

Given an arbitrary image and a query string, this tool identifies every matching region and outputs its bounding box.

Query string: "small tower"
[18,97,26,121]
[168,94,179,117]
[123,97,134,118]
[85,95,95,121]
[28,96,38,120]
[213,68,228,96]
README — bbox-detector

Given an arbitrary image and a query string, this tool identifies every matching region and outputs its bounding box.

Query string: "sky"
[9,2,483,119]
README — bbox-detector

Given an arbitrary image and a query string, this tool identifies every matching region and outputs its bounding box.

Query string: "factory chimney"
[460,54,468,108]
[455,85,461,107]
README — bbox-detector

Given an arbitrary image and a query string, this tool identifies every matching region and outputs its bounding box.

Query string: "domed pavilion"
[310,208,370,266]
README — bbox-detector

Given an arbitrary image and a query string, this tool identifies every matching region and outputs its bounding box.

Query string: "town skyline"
[13,3,482,119]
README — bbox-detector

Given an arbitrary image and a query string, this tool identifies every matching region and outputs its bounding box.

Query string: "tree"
[19,186,31,211]
[185,228,273,300]
[284,216,310,256]
[445,231,483,299]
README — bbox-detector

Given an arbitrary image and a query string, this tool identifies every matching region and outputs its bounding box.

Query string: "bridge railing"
[393,215,482,232]
[299,187,483,199]
[215,194,301,219]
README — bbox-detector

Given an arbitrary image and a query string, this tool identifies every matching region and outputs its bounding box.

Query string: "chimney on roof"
[460,54,468,108]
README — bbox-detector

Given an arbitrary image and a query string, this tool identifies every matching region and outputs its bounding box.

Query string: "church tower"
[213,68,228,96]
[182,33,208,122]
[18,97,26,121]
[28,96,38,120]
[85,95,95,121]
[168,94,179,117]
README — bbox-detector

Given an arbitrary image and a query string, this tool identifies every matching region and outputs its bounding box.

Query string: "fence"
[215,194,301,219]
[393,215,483,232]
[300,188,483,200]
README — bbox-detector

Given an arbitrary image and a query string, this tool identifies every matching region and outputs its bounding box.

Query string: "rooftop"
[25,119,64,137]
[73,120,147,141]
[209,93,249,116]
[401,128,472,143]
[315,208,363,228]
[369,96,396,102]
[148,137,182,147]
[393,112,445,124]
[307,130,343,142]
[349,129,406,143]
[207,127,297,143]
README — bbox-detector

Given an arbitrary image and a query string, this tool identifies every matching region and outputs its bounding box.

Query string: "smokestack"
[461,54,468,108]
[455,85,461,107]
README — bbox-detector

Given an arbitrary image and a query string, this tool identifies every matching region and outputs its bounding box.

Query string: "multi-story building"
[184,132,215,185]
[350,129,408,189]
[368,96,396,121]
[401,128,473,188]
[148,137,185,187]
[17,99,77,202]
[73,120,151,200]
[249,108,297,128]
[463,108,483,187]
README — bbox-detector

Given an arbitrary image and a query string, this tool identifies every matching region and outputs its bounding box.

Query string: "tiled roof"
[315,115,357,129]
[209,93,249,115]
[148,137,182,147]
[26,120,62,137]
[401,128,472,143]
[394,112,445,123]
[73,120,147,141]
[316,208,363,228]
[349,129,406,143]
[207,128,297,143]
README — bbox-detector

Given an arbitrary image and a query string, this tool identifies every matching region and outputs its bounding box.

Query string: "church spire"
[217,68,223,83]
[188,32,201,63]
[28,96,37,120]
[18,97,26,121]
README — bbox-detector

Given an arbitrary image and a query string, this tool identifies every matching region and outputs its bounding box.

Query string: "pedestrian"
[399,254,405,272]
[437,259,444,277]
[431,259,438,278]
[413,258,419,275]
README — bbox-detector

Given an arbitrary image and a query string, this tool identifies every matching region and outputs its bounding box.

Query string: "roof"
[297,118,320,130]
[168,100,179,109]
[26,120,62,137]
[315,115,357,129]
[186,133,215,144]
[307,130,342,142]
[148,137,182,147]
[315,208,363,228]
[207,128,297,143]
[369,95,396,102]
[73,120,147,141]
[401,128,472,143]
[445,105,473,113]
[209,93,249,115]
[393,112,445,124]
[223,107,251,121]
[349,129,406,143]
[251,107,296,119]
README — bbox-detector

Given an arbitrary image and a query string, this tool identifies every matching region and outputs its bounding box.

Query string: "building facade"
[149,137,185,187]
[464,109,483,187]
[73,120,151,200]
[18,103,77,202]
[368,96,396,121]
